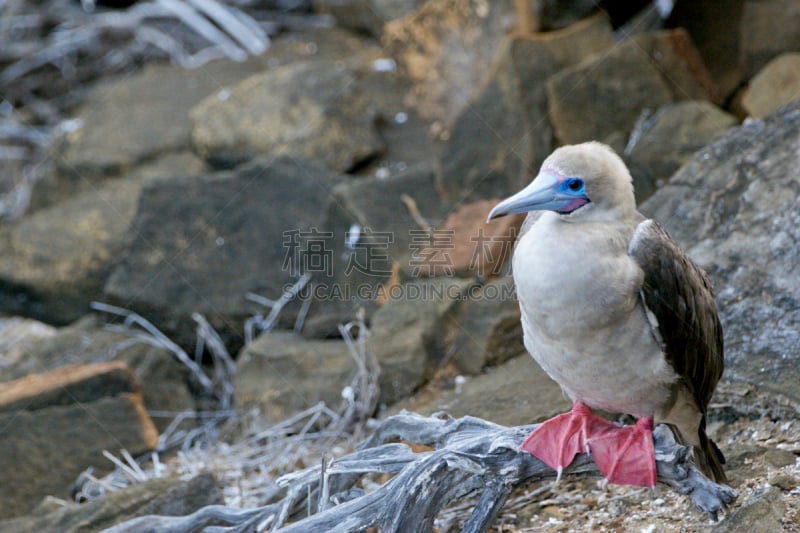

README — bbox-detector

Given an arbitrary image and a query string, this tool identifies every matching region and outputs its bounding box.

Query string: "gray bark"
[104,411,738,533]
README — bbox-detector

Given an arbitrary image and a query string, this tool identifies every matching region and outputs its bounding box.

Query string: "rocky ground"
[495,414,800,532]
[1,0,800,531]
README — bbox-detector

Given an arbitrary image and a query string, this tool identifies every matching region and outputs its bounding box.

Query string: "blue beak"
[487,171,589,221]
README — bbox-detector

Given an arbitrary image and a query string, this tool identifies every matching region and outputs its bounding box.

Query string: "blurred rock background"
[1,0,799,530]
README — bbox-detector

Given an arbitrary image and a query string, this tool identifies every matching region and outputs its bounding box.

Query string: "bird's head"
[487,142,636,223]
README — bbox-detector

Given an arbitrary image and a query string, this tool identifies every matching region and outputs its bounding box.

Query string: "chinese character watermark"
[469,226,517,278]
[408,229,455,277]
[281,225,519,289]
[282,228,334,276]
[343,227,394,277]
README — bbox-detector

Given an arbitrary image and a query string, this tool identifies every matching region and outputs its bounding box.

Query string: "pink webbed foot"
[520,402,617,479]
[588,416,657,488]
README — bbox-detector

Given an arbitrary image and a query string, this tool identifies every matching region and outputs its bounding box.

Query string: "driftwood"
[105,411,737,533]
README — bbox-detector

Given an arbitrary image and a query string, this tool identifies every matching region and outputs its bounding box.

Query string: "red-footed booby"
[487,142,726,487]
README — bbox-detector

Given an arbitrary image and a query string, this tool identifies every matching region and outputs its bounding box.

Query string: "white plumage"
[488,142,726,484]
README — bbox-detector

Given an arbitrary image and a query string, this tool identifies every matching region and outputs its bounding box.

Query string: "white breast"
[513,214,675,417]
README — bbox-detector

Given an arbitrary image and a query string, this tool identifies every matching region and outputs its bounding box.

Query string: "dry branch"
[0,1,328,221]
[104,411,738,532]
[90,301,215,393]
[77,304,378,514]
[244,272,312,343]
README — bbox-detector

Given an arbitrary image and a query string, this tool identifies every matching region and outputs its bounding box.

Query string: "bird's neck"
[561,201,637,224]
[512,214,641,326]
[534,211,637,242]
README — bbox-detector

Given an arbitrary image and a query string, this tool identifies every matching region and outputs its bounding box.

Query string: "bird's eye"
[567,178,584,191]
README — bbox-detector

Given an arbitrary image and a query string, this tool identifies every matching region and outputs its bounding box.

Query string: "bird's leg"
[520,401,617,480]
[587,416,657,488]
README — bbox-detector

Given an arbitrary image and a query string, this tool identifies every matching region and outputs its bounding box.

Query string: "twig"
[317,454,330,514]
[0,120,50,145]
[104,412,738,532]
[293,294,312,333]
[101,450,149,483]
[244,272,311,343]
[90,301,213,391]
[82,309,381,521]
[155,0,247,62]
[187,0,269,55]
[0,171,34,222]
[192,312,236,410]
[90,302,238,451]
[400,193,432,232]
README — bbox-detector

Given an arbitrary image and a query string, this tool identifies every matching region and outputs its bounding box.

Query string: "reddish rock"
[417,199,524,279]
[0,363,158,519]
[0,361,140,413]
[1,315,194,433]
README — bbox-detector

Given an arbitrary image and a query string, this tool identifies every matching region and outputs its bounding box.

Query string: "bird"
[487,141,726,487]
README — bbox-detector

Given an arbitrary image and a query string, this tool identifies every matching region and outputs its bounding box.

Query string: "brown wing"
[628,219,724,413]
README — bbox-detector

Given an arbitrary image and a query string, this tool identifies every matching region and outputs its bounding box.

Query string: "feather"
[629,219,726,482]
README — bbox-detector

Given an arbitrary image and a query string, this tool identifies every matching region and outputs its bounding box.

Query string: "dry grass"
[81,285,380,521]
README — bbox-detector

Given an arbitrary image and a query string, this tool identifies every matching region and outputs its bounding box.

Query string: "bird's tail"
[671,416,726,483]
[697,419,727,484]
